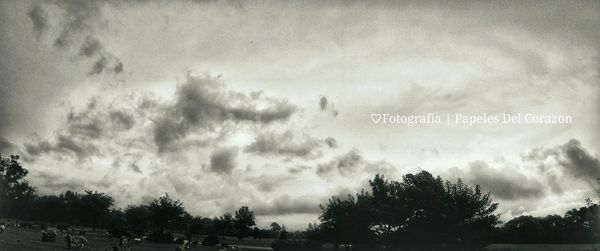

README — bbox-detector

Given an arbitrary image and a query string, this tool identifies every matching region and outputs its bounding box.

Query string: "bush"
[272,239,321,251]
[202,235,219,246]
[147,230,174,243]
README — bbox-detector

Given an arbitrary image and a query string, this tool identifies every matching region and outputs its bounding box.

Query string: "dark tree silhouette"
[317,171,500,250]
[34,195,67,223]
[214,212,234,237]
[270,222,282,239]
[148,193,186,232]
[498,203,600,244]
[234,206,256,239]
[80,190,114,230]
[125,205,151,234]
[0,154,36,218]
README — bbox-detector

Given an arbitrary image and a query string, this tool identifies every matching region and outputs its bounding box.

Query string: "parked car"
[41,230,58,242]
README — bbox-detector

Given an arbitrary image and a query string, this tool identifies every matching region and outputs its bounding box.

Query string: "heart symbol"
[371,114,382,124]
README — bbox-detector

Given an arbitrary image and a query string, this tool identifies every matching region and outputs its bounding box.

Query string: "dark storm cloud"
[109,111,135,130]
[316,149,362,176]
[28,1,124,75]
[449,139,600,201]
[24,135,99,161]
[319,96,339,117]
[254,195,320,216]
[525,139,600,186]
[79,36,103,57]
[50,0,103,48]
[247,174,293,192]
[460,161,545,200]
[0,137,16,154]
[27,4,48,37]
[209,147,239,174]
[64,98,136,138]
[244,131,322,158]
[288,165,311,174]
[319,96,328,110]
[23,98,137,161]
[324,137,337,148]
[316,150,397,178]
[153,75,297,152]
[67,112,104,139]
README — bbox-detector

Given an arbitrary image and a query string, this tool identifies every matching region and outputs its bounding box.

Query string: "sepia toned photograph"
[0,1,599,250]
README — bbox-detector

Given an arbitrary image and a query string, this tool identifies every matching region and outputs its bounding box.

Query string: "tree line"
[2,153,599,249]
[0,154,271,241]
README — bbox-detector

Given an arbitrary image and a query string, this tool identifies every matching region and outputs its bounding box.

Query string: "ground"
[0,226,272,251]
[1,226,599,251]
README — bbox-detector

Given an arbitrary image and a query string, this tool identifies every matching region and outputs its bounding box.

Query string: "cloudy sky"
[1,0,599,230]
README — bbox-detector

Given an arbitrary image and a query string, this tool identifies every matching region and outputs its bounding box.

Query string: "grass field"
[0,226,272,251]
[485,243,600,251]
[2,226,599,251]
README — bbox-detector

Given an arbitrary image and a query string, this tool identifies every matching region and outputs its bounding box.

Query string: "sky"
[0,0,599,230]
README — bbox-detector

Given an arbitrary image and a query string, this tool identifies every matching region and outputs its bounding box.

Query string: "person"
[0,224,5,233]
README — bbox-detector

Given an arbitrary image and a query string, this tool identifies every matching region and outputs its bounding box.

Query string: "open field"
[2,226,600,251]
[0,226,272,251]
[485,244,600,251]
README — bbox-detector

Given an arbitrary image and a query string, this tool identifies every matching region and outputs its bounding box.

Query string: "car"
[41,230,58,242]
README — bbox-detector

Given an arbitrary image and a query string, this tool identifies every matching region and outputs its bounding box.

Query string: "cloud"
[319,96,339,117]
[246,174,293,193]
[109,111,136,130]
[153,75,296,152]
[324,137,337,148]
[79,36,103,57]
[0,137,16,154]
[458,161,545,200]
[288,165,311,174]
[28,1,123,75]
[31,170,112,194]
[244,131,323,158]
[209,147,239,174]
[23,97,138,161]
[27,4,48,38]
[24,135,99,161]
[254,195,321,216]
[445,139,599,204]
[65,98,136,139]
[316,149,363,176]
[525,139,600,188]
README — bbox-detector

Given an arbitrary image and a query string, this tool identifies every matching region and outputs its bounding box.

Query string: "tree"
[80,190,114,230]
[233,206,256,239]
[305,223,324,243]
[105,209,127,237]
[62,190,83,225]
[34,195,67,223]
[318,171,500,250]
[189,216,215,235]
[125,205,151,234]
[279,225,288,240]
[319,192,374,248]
[270,222,282,238]
[214,213,234,237]
[0,154,36,218]
[148,193,186,232]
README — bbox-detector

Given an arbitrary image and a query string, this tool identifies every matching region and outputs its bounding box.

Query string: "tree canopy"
[317,171,501,250]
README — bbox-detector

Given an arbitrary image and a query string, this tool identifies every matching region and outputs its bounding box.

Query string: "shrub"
[272,239,321,251]
[202,235,219,246]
